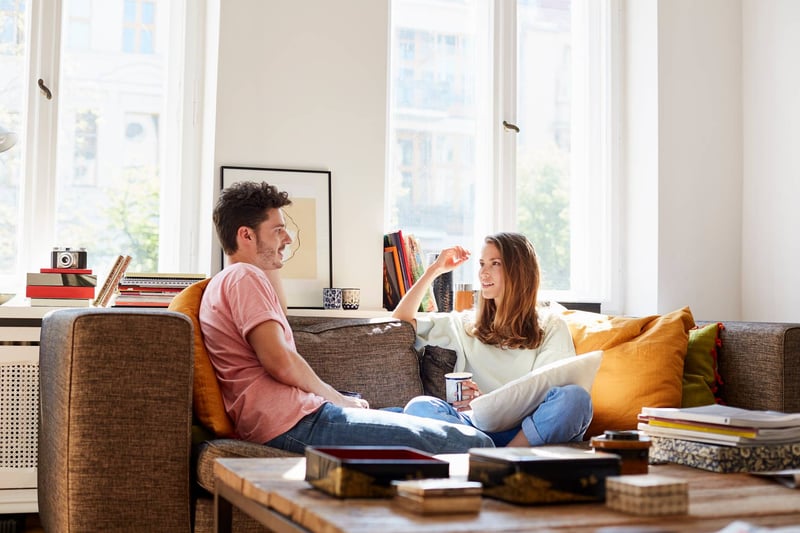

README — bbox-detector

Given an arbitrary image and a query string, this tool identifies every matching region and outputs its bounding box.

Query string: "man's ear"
[237,226,252,243]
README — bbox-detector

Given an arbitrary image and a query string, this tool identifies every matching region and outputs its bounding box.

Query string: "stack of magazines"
[113,272,206,307]
[638,404,800,446]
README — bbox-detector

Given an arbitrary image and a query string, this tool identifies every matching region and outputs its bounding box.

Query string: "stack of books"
[638,404,800,446]
[25,268,97,307]
[113,272,206,308]
[638,404,800,473]
[382,230,437,312]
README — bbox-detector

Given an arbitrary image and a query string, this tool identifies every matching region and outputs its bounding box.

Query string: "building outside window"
[67,0,92,50]
[73,109,98,186]
[0,0,201,293]
[387,0,615,305]
[123,0,155,54]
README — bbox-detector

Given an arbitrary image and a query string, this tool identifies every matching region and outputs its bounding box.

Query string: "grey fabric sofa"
[37,308,800,532]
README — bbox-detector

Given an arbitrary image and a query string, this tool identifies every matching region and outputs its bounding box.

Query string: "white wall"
[210,0,800,321]
[623,0,743,322]
[212,0,389,310]
[621,0,660,316]
[741,0,800,321]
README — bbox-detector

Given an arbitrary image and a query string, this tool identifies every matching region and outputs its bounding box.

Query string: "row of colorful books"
[382,231,437,312]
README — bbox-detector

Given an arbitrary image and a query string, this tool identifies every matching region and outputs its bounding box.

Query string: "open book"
[640,404,800,429]
[92,255,132,307]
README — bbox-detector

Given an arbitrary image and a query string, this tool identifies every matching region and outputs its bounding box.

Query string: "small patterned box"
[605,474,688,516]
[649,436,800,473]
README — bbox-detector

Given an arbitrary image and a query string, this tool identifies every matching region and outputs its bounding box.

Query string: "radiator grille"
[0,516,22,533]
[0,364,39,469]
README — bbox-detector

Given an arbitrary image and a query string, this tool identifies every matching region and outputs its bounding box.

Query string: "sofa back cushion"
[290,317,423,409]
[564,306,695,437]
[418,345,458,400]
[683,322,724,407]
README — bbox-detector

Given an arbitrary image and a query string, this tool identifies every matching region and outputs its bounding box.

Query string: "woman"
[393,232,592,446]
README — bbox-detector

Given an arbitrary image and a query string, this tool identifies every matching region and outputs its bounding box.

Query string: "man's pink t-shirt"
[198,262,325,443]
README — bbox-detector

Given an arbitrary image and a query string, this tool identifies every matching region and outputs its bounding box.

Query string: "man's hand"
[336,394,369,409]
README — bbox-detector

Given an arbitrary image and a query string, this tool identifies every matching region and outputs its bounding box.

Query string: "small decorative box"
[392,478,483,515]
[304,446,450,498]
[649,436,800,473]
[467,446,621,505]
[590,430,651,475]
[605,474,688,516]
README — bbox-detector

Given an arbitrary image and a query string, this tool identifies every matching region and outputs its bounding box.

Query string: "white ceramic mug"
[445,372,472,404]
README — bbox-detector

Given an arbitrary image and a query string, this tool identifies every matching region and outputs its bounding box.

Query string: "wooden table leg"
[214,486,233,533]
[215,473,310,533]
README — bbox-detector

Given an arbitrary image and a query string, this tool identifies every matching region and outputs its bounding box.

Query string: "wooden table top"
[214,454,800,533]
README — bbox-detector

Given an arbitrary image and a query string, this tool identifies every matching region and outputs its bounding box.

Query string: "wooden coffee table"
[213,455,800,533]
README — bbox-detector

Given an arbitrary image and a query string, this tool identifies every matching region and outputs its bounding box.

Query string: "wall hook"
[502,120,520,133]
[38,79,52,100]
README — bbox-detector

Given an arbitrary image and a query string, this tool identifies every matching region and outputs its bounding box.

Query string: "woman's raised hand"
[434,246,471,273]
[393,245,470,325]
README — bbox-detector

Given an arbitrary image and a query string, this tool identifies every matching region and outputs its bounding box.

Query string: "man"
[199,181,493,454]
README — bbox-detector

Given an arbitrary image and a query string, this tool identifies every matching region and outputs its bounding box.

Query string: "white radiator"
[0,313,48,514]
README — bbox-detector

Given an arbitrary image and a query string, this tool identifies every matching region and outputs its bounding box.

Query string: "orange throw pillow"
[169,278,236,437]
[563,306,695,437]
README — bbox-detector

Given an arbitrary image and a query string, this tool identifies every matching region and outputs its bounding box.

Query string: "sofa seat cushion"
[194,439,300,493]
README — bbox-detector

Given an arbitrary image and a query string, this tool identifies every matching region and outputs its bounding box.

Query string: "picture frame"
[220,166,332,309]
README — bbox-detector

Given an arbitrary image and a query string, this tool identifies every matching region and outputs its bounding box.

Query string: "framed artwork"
[220,166,332,309]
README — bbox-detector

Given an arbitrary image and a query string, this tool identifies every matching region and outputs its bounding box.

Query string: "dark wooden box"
[304,446,450,498]
[467,446,621,505]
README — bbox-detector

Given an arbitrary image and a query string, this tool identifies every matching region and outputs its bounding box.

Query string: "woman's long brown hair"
[470,232,544,350]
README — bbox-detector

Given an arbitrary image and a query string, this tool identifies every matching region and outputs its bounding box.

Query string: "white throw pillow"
[469,350,603,432]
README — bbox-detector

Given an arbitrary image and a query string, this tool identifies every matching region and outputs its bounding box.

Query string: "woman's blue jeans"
[403,384,593,447]
[266,402,495,455]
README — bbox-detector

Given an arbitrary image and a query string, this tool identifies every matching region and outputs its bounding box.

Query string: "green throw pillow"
[681,322,723,407]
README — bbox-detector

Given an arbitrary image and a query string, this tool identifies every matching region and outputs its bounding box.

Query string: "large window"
[0,0,204,293]
[387,0,615,305]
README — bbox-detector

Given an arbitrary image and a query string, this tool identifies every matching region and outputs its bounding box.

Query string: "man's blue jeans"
[266,402,495,455]
[403,385,593,447]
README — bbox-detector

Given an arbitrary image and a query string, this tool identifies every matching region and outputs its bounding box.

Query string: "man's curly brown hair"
[213,181,291,255]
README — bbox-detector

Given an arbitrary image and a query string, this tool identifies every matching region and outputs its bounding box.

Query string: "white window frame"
[492,0,620,309]
[4,0,209,290]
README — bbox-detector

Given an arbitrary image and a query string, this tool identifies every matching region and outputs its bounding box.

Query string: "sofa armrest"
[38,308,194,533]
[713,321,800,413]
[288,316,423,409]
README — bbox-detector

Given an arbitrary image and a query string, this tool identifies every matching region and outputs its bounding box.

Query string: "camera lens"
[58,253,74,268]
